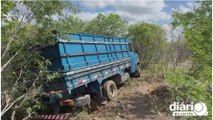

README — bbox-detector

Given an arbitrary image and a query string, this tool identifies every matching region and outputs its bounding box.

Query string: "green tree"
[55,16,86,34]
[128,22,167,68]
[172,1,212,81]
[1,1,78,119]
[172,1,212,118]
[84,13,128,37]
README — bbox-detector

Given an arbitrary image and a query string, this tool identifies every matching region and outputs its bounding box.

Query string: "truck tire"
[102,80,117,101]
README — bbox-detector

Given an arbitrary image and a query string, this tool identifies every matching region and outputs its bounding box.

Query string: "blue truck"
[41,33,140,113]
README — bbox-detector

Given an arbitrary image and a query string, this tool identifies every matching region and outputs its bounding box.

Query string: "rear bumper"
[42,94,91,107]
[60,95,91,107]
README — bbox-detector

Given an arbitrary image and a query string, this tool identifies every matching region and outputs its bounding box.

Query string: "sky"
[73,0,196,40]
[12,0,196,38]
[74,0,194,25]
[11,0,196,40]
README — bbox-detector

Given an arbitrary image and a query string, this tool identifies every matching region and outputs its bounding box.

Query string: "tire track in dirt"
[88,73,173,120]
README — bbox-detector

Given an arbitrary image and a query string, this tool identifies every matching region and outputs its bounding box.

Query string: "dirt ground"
[74,73,174,120]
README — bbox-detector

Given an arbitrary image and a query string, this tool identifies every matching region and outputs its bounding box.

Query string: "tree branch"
[22,112,35,120]
[1,14,25,59]
[1,49,21,72]
[4,70,43,118]
[11,107,17,120]
[1,94,26,116]
[12,68,23,92]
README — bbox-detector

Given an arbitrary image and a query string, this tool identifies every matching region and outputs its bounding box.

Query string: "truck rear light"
[63,100,73,106]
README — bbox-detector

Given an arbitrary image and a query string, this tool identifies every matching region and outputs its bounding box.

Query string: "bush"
[164,70,212,119]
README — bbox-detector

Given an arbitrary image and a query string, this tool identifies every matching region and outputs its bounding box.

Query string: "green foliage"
[1,1,16,19]
[1,1,78,119]
[23,1,79,24]
[165,70,204,101]
[172,1,212,82]
[84,13,128,37]
[55,16,86,34]
[169,2,212,119]
[128,22,167,68]
[164,70,212,119]
[1,1,211,119]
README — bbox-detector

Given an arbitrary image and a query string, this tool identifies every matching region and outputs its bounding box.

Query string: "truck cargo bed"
[40,33,140,114]
[41,33,130,72]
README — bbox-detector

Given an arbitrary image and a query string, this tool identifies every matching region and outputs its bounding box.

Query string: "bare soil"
[75,73,174,120]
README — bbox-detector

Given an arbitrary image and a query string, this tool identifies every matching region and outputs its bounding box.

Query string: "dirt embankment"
[75,73,173,120]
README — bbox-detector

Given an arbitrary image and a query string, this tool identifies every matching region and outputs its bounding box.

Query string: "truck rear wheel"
[102,80,117,101]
